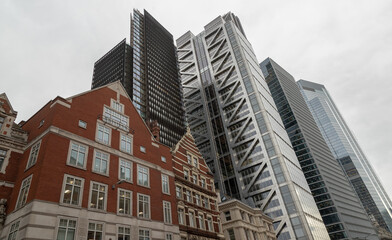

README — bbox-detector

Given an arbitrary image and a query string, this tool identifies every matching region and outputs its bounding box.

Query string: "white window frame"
[26,140,41,169]
[185,189,191,202]
[186,154,192,165]
[119,159,132,183]
[198,213,205,230]
[195,194,200,206]
[93,150,109,176]
[207,216,213,231]
[192,173,198,184]
[60,174,84,207]
[178,207,185,225]
[117,225,131,240]
[111,99,124,113]
[66,141,88,169]
[138,228,151,240]
[163,201,172,224]
[176,185,182,199]
[162,174,170,194]
[0,149,8,173]
[118,188,132,215]
[96,123,111,145]
[120,133,133,154]
[88,181,107,211]
[200,177,206,188]
[16,174,32,209]
[88,221,104,240]
[137,164,149,187]
[188,210,195,228]
[7,220,20,240]
[183,168,189,181]
[193,156,198,167]
[103,105,129,131]
[55,217,77,240]
[78,120,87,129]
[137,193,150,219]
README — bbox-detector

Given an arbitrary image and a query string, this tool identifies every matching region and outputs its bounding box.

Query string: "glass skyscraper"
[260,58,378,240]
[177,13,329,240]
[92,9,185,147]
[298,79,392,233]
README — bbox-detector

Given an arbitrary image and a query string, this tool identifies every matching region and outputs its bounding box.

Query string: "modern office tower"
[298,79,392,233]
[91,39,133,96]
[177,13,329,240]
[260,58,378,240]
[130,9,185,147]
[92,10,185,147]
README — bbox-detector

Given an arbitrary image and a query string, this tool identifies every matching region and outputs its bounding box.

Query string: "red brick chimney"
[149,120,160,142]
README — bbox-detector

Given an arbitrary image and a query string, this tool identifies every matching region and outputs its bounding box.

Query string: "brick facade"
[0,83,179,240]
[172,129,224,240]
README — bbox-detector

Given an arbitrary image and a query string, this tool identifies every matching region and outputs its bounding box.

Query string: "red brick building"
[172,130,224,240]
[0,83,179,240]
[0,93,28,232]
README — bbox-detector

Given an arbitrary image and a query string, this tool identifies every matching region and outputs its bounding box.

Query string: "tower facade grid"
[298,79,392,233]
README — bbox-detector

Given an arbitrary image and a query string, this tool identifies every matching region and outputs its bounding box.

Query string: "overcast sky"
[1,0,392,199]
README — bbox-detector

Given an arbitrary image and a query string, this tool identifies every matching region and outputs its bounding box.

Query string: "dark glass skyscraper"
[91,39,132,95]
[298,79,392,234]
[92,9,185,147]
[260,58,378,240]
[177,13,329,240]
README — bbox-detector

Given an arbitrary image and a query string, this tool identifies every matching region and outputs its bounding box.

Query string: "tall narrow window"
[0,149,7,170]
[96,124,110,145]
[176,186,182,198]
[193,156,198,167]
[163,201,172,224]
[162,174,169,194]
[187,154,192,164]
[120,134,132,154]
[88,222,103,240]
[118,189,132,215]
[138,194,150,219]
[56,218,76,240]
[137,165,149,187]
[26,141,41,169]
[228,228,236,240]
[198,213,205,229]
[185,190,191,202]
[201,178,206,188]
[178,208,185,225]
[7,221,20,240]
[195,194,200,206]
[117,226,131,240]
[68,142,87,168]
[93,151,109,175]
[207,217,213,231]
[119,159,132,182]
[16,175,32,209]
[61,175,83,206]
[165,233,173,240]
[192,174,198,184]
[184,169,189,180]
[89,182,107,211]
[0,116,4,130]
[189,211,195,227]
